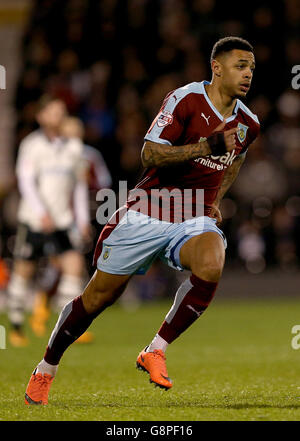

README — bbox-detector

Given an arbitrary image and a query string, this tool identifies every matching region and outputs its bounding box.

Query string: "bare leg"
[7,259,36,331]
[54,250,85,310]
[148,232,225,351]
[179,232,225,281]
[82,270,132,313]
[25,269,133,404]
[39,269,131,371]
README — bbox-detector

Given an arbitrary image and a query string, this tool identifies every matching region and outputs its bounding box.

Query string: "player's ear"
[35,106,45,125]
[211,59,222,78]
[36,111,42,125]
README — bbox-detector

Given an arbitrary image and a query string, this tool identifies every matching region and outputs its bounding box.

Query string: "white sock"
[7,273,30,326]
[36,359,58,377]
[55,274,84,311]
[147,334,169,353]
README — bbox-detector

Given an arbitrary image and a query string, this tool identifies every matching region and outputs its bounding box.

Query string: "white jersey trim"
[200,81,240,123]
[144,80,259,146]
[200,80,259,125]
[237,99,260,124]
[144,82,203,145]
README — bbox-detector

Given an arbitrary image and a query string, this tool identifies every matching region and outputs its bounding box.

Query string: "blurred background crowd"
[0,0,300,302]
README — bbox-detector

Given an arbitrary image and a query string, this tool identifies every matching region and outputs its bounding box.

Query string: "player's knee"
[82,271,130,314]
[13,260,35,280]
[60,251,84,276]
[192,255,224,282]
[97,284,125,306]
[202,264,223,282]
[84,285,124,313]
[88,287,113,310]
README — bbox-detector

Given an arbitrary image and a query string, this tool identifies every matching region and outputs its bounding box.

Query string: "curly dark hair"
[210,37,254,63]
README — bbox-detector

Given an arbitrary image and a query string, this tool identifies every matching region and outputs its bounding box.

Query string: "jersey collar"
[200,80,240,123]
[40,129,67,148]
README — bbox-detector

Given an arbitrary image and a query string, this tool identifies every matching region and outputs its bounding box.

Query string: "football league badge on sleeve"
[237,122,248,143]
[157,110,174,127]
[102,246,112,261]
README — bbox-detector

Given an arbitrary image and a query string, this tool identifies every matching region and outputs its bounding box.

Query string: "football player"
[25,37,259,404]
[8,97,90,346]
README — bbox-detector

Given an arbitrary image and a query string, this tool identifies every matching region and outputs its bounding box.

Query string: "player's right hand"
[207,121,238,156]
[40,213,55,233]
[213,121,238,153]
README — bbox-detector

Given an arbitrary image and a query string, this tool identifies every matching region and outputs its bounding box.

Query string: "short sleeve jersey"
[127,80,260,222]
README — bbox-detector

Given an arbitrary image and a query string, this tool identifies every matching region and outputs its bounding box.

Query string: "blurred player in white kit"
[7,96,91,346]
[29,116,112,337]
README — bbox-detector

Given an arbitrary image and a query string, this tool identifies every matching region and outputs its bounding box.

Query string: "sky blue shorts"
[96,210,227,275]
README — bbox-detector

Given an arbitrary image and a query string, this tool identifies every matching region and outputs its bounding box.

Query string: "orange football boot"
[75,331,94,344]
[136,347,172,390]
[9,330,29,347]
[25,369,54,405]
[29,292,50,337]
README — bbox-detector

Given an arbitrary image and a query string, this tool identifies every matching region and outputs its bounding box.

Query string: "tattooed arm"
[141,123,238,168]
[210,153,246,223]
[141,139,211,168]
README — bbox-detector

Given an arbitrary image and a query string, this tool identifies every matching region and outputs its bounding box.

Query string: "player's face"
[37,100,67,129]
[219,49,255,98]
[60,119,84,139]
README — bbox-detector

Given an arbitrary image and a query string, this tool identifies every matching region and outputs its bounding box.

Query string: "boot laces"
[34,373,52,400]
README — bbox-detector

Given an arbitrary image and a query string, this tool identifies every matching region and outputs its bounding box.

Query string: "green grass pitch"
[1,296,300,421]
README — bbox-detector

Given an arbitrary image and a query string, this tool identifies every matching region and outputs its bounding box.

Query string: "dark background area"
[1,0,300,299]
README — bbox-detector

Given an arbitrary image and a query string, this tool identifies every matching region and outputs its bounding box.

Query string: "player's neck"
[42,127,60,141]
[205,82,237,119]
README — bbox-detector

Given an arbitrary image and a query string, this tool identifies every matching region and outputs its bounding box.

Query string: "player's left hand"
[209,204,222,225]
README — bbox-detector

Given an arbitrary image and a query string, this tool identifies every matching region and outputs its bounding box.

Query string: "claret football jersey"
[127,80,260,222]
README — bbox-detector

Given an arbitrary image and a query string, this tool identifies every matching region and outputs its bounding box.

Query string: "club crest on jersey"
[157,110,173,128]
[102,246,111,261]
[237,123,248,143]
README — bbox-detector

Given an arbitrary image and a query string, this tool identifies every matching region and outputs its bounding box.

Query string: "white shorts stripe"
[165,278,193,323]
[48,301,73,348]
